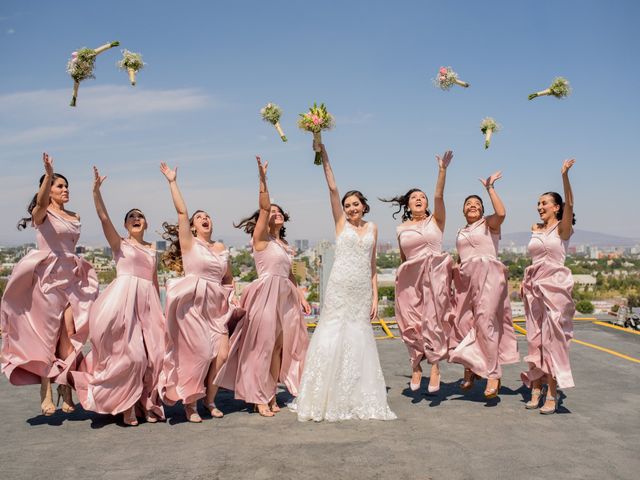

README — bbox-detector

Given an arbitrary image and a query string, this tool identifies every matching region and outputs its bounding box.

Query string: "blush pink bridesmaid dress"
[448,218,519,379]
[161,238,239,406]
[395,216,454,369]
[72,239,165,419]
[521,223,575,389]
[1,209,98,386]
[215,238,308,405]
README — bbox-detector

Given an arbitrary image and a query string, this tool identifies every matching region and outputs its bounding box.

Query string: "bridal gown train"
[292,221,396,422]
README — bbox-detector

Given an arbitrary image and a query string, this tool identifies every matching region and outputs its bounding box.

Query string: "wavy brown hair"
[235,204,289,239]
[161,209,205,274]
[379,188,430,222]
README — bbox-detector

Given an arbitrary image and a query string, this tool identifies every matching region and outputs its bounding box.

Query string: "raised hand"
[256,155,268,179]
[479,171,503,188]
[160,162,177,182]
[436,150,453,169]
[93,166,107,191]
[561,158,576,175]
[43,152,54,176]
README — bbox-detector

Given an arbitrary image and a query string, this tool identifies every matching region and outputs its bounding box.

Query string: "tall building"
[295,239,309,252]
[155,240,167,252]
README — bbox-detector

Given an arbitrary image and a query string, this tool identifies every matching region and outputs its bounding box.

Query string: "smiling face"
[49,177,69,205]
[191,210,213,237]
[463,196,484,223]
[537,194,560,224]
[124,209,147,236]
[269,205,285,229]
[408,190,428,217]
[343,194,366,222]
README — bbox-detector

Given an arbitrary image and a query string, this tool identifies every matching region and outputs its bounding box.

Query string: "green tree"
[378,285,395,301]
[382,305,395,318]
[575,300,594,314]
[240,269,258,282]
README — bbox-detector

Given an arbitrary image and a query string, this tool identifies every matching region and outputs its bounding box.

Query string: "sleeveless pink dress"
[395,216,454,367]
[1,210,98,386]
[215,238,309,404]
[161,238,239,405]
[72,240,165,418]
[521,223,575,389]
[448,218,519,379]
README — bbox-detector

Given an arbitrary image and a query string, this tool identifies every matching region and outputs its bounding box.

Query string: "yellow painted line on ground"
[513,317,596,323]
[514,323,640,364]
[594,321,640,336]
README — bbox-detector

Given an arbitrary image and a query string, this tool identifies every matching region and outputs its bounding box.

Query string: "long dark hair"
[463,194,484,217]
[379,188,430,221]
[17,173,69,230]
[342,190,370,215]
[542,191,576,225]
[161,209,205,274]
[235,204,289,239]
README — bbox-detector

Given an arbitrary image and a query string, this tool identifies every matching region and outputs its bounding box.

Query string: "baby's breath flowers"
[434,66,470,90]
[298,103,335,165]
[118,50,145,86]
[261,103,287,142]
[480,117,500,149]
[528,77,571,101]
[67,41,120,107]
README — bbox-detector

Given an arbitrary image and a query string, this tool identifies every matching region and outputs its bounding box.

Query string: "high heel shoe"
[123,407,139,427]
[410,371,422,391]
[268,398,281,413]
[427,366,441,393]
[460,369,477,392]
[253,404,274,417]
[540,393,559,415]
[484,379,501,399]
[56,385,75,413]
[205,402,224,418]
[525,385,547,409]
[184,403,202,423]
[40,383,55,416]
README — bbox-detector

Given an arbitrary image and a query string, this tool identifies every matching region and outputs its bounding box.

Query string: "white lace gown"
[291,221,397,422]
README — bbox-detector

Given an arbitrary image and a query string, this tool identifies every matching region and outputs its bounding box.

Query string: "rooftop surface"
[1,315,638,480]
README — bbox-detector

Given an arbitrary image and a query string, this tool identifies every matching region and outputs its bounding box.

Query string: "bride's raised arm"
[319,144,345,233]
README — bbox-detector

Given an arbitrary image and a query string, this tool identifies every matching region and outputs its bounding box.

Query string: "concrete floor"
[1,317,639,480]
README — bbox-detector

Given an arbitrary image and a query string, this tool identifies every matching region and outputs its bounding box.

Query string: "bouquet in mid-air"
[67,41,120,106]
[298,103,335,165]
[528,77,571,101]
[118,49,145,86]
[261,103,287,142]
[480,117,500,149]
[434,66,470,90]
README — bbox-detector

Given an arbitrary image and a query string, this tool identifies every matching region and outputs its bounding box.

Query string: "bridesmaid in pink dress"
[521,159,577,415]
[448,171,519,399]
[158,162,239,423]
[71,167,165,426]
[1,153,98,416]
[383,150,454,394]
[215,156,310,417]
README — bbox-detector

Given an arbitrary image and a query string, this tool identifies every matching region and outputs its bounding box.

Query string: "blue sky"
[1,0,639,247]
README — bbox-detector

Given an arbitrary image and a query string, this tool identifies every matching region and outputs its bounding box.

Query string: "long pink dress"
[395,217,453,367]
[521,223,575,389]
[1,210,98,386]
[215,238,309,404]
[161,238,238,405]
[448,218,519,379]
[71,240,165,418]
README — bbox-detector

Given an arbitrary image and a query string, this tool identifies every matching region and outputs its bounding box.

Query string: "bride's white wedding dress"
[291,221,396,422]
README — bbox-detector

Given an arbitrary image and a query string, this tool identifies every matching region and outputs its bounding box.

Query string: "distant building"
[295,239,309,252]
[75,245,86,254]
[155,240,167,252]
[291,260,307,281]
[573,274,597,286]
[103,246,112,257]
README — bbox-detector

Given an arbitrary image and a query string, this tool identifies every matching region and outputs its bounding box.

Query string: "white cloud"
[6,28,15,35]
[0,125,80,147]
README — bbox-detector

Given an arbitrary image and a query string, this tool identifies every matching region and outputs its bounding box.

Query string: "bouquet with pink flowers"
[67,41,120,106]
[434,66,470,90]
[480,117,500,149]
[261,103,287,142]
[298,103,335,165]
[528,77,571,101]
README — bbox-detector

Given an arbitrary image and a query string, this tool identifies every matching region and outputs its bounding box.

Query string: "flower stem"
[70,81,80,107]
[454,78,470,88]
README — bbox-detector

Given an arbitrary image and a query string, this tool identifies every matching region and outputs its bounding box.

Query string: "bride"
[291,143,396,422]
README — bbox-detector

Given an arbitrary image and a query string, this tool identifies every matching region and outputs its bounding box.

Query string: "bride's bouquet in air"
[118,49,145,86]
[433,66,470,90]
[298,103,335,165]
[480,117,500,149]
[67,41,120,106]
[528,77,571,101]
[261,103,287,142]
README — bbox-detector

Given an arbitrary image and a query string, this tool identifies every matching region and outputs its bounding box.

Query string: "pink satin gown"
[71,240,165,418]
[215,238,309,405]
[521,223,575,389]
[1,210,98,386]
[448,218,519,379]
[161,238,238,405]
[395,216,454,367]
